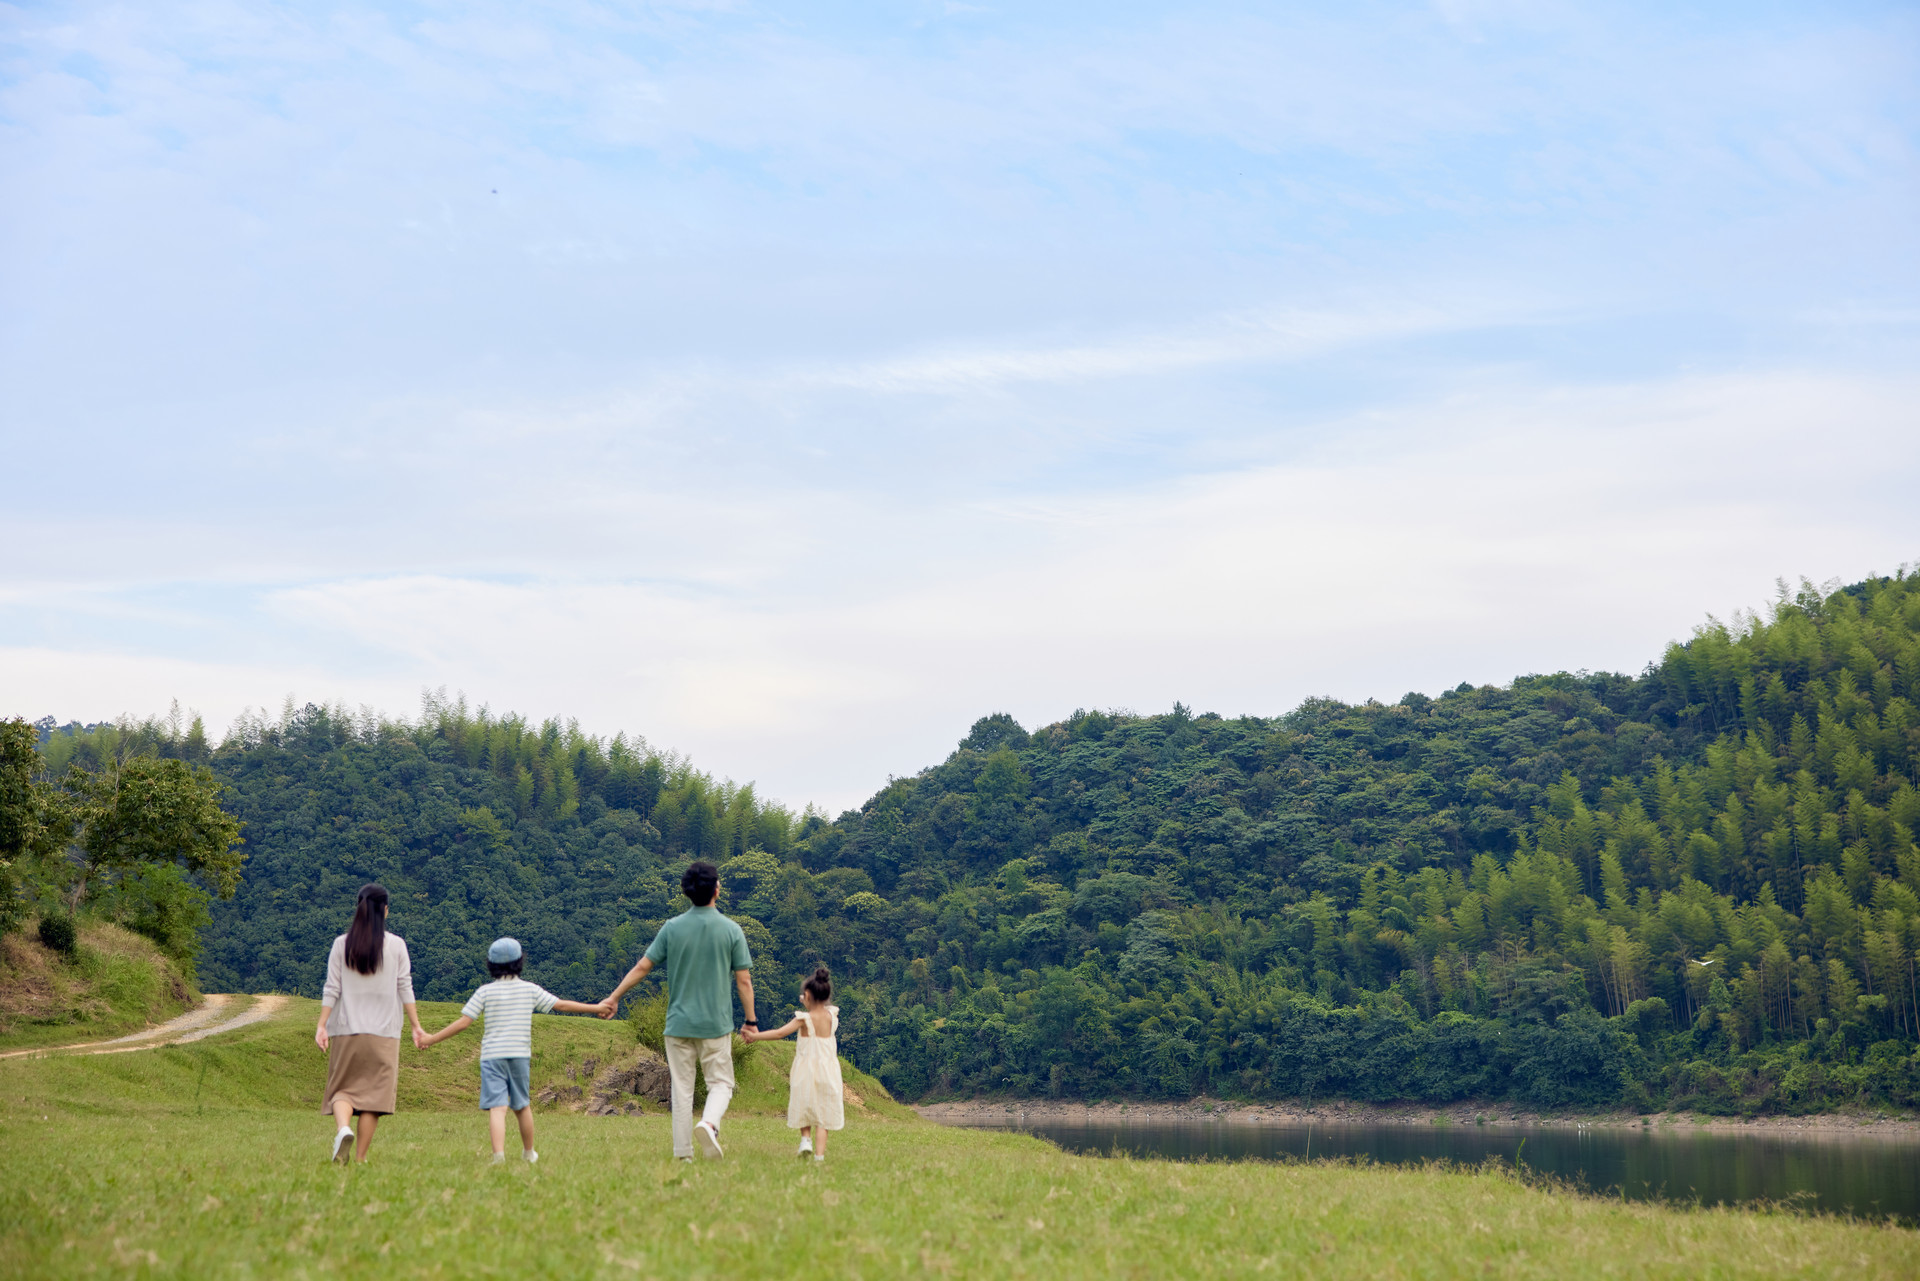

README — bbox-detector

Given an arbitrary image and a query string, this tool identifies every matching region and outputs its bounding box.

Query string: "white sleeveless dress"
[786,1005,845,1131]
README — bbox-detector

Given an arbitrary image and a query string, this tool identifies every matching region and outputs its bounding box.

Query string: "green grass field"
[2,997,1917,1279]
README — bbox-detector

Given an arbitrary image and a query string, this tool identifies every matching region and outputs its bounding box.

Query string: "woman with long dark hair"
[315,883,423,1163]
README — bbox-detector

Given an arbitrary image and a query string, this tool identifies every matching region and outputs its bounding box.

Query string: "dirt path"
[0,994,291,1059]
[170,994,289,1045]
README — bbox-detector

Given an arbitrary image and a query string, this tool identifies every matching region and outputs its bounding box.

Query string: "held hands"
[594,997,618,1019]
[412,1025,428,1051]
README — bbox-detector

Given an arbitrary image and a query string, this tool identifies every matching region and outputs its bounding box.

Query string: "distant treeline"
[24,572,1920,1114]
[812,574,1920,1113]
[34,696,808,1004]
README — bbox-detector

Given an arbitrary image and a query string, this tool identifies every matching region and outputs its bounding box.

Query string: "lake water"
[938,1115,1920,1224]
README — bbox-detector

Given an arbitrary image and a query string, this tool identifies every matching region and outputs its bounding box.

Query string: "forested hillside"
[808,574,1920,1112]
[36,700,801,1005]
[32,573,1920,1113]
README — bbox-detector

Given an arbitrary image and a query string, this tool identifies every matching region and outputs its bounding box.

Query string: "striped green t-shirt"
[461,978,559,1060]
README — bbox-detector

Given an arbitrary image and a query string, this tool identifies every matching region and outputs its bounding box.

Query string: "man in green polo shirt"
[598,861,756,1160]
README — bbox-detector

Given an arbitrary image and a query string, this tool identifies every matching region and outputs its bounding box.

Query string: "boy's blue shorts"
[479,1057,532,1110]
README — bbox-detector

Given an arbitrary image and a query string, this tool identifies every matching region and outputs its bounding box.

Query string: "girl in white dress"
[744,967,844,1161]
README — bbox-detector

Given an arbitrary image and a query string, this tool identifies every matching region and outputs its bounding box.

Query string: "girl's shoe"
[331,1127,354,1163]
[812,1154,825,1163]
[797,1137,814,1158]
[524,1150,539,1164]
[489,1152,506,1165]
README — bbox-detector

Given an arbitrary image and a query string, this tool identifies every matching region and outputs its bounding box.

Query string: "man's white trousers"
[665,1035,735,1158]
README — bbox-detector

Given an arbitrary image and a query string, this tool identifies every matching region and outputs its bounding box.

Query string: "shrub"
[628,989,668,1055]
[0,867,22,937]
[91,862,211,969]
[38,912,77,955]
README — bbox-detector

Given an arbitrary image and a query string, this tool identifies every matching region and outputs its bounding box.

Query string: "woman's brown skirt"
[322,1034,399,1117]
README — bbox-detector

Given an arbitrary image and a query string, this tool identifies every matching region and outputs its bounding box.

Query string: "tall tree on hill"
[0,719,61,934]
[1,716,245,962]
[57,754,246,913]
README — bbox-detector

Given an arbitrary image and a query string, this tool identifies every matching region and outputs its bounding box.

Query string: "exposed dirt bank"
[915,1096,1920,1137]
[0,924,197,1045]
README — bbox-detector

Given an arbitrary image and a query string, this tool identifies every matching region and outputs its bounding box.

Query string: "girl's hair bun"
[804,967,833,1001]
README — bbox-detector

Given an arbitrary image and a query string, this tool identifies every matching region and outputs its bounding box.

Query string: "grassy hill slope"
[0,922,198,1052]
[0,995,906,1124]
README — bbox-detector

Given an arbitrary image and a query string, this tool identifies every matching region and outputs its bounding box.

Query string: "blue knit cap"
[487,937,523,964]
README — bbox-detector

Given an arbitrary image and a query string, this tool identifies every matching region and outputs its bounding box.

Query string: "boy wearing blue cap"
[420,937,601,1163]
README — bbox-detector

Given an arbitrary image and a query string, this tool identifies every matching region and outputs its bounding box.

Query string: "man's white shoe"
[524,1150,539,1165]
[331,1127,354,1164]
[694,1121,724,1160]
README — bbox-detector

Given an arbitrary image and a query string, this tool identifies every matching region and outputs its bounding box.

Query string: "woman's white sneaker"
[331,1127,354,1163]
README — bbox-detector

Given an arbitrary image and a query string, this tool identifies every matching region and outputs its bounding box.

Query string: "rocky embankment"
[536,1047,672,1116]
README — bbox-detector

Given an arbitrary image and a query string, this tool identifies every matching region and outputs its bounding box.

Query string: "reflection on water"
[939,1115,1920,1223]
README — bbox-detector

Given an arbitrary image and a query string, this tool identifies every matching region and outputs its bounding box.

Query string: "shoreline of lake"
[917,1103,1920,1222]
[915,1097,1920,1138]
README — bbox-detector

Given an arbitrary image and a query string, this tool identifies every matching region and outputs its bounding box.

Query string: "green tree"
[0,719,63,932]
[55,756,245,909]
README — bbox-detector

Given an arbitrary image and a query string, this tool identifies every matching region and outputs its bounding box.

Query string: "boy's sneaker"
[331,1127,354,1164]
[797,1137,813,1159]
[524,1150,539,1165]
[694,1121,723,1160]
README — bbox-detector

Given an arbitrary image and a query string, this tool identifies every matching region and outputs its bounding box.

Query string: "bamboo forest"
[23,572,1920,1113]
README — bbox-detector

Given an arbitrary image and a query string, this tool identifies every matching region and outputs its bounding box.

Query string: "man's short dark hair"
[681,861,719,906]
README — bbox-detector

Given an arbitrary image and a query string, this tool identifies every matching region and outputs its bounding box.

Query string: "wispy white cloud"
[804,301,1506,393]
[3,1,1916,808]
[9,368,1910,810]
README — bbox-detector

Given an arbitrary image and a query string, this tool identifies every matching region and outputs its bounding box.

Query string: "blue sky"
[4,0,1917,811]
